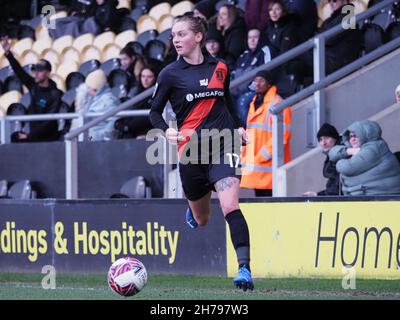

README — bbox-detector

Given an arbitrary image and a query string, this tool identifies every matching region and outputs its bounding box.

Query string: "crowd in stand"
[1,0,400,197]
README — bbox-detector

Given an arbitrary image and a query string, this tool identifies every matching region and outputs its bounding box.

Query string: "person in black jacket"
[1,36,63,142]
[94,0,119,32]
[265,0,300,59]
[303,123,342,196]
[217,4,247,70]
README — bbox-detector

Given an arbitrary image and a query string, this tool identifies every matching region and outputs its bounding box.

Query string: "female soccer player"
[149,13,253,291]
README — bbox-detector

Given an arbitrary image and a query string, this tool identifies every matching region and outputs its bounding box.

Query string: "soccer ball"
[107,257,148,297]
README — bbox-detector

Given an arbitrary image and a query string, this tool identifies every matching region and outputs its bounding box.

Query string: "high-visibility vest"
[240,85,292,190]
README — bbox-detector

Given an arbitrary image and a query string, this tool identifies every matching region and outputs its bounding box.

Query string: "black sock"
[225,209,251,272]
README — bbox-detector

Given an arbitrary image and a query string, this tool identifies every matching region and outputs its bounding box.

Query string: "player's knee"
[220,202,240,216]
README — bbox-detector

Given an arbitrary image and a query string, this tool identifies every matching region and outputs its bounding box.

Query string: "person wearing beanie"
[303,122,341,197]
[205,27,224,58]
[84,69,120,141]
[240,70,292,197]
[194,0,217,21]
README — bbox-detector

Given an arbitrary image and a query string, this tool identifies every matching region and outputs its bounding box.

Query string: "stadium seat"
[62,88,78,108]
[18,25,36,40]
[61,47,81,65]
[66,72,85,91]
[149,2,172,21]
[3,76,23,94]
[108,69,131,88]
[0,57,9,69]
[103,44,122,62]
[157,14,174,33]
[362,23,385,53]
[20,50,39,66]
[81,45,102,63]
[386,21,400,41]
[117,0,132,10]
[318,0,333,23]
[73,33,95,53]
[12,38,34,57]
[115,30,137,49]
[111,84,129,100]
[35,24,51,41]
[57,61,79,80]
[157,28,172,45]
[78,59,101,77]
[53,35,74,55]
[23,64,35,77]
[0,106,5,116]
[130,7,146,22]
[32,38,53,56]
[0,180,7,198]
[51,74,66,92]
[136,15,158,34]
[41,48,60,66]
[145,39,166,62]
[118,176,148,198]
[117,17,137,33]
[137,29,159,47]
[352,0,368,15]
[8,180,35,200]
[0,90,22,113]
[125,41,145,55]
[0,66,14,83]
[93,31,116,51]
[171,1,194,17]
[372,8,392,30]
[58,101,73,134]
[20,92,31,108]
[101,58,122,76]
[7,103,27,133]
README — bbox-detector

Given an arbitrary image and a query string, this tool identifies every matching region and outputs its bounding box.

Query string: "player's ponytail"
[174,12,209,48]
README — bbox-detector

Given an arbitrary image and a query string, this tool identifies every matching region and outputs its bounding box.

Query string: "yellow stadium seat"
[93,31,116,51]
[136,15,158,34]
[12,38,34,57]
[73,33,95,53]
[0,106,5,117]
[102,44,121,61]
[318,0,333,22]
[35,24,52,41]
[0,90,22,113]
[42,48,60,68]
[20,50,40,66]
[117,0,131,10]
[49,10,67,21]
[171,1,194,17]
[115,30,137,49]
[60,47,81,65]
[51,74,66,92]
[32,38,53,56]
[56,61,79,80]
[149,2,171,21]
[81,45,102,63]
[351,0,367,15]
[158,14,174,33]
[53,35,74,55]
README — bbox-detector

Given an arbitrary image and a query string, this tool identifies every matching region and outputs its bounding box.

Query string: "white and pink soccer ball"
[108,257,148,297]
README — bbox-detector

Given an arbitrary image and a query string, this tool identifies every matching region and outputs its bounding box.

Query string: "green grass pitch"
[0,273,399,300]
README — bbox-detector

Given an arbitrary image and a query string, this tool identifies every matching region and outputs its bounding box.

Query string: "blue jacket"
[86,85,119,141]
[329,120,400,196]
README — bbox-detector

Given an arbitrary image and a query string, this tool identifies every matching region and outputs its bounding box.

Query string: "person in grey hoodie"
[84,69,119,141]
[329,120,400,196]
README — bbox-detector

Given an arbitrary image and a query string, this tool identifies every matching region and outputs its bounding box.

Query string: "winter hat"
[255,69,276,84]
[194,0,216,20]
[206,27,223,43]
[317,123,340,141]
[85,69,107,91]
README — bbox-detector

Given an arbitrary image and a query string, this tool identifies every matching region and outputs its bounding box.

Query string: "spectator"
[93,0,119,33]
[245,0,270,32]
[217,4,247,69]
[120,46,138,87]
[282,0,318,41]
[240,70,292,197]
[395,84,400,103]
[303,123,341,197]
[329,120,400,196]
[114,66,157,139]
[205,28,224,59]
[84,69,119,141]
[1,36,63,142]
[193,0,216,21]
[265,0,300,59]
[231,28,268,126]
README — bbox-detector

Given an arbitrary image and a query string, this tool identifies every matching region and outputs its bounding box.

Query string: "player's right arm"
[149,69,185,144]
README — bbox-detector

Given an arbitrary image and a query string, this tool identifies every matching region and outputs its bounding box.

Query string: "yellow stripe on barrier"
[227,202,400,279]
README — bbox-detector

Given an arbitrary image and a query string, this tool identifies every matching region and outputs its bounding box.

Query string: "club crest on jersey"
[199,79,209,87]
[216,69,225,82]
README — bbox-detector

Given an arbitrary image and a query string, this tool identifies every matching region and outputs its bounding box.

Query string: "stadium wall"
[1,198,400,279]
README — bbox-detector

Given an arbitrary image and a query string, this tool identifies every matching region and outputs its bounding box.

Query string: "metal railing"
[1,0,398,199]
